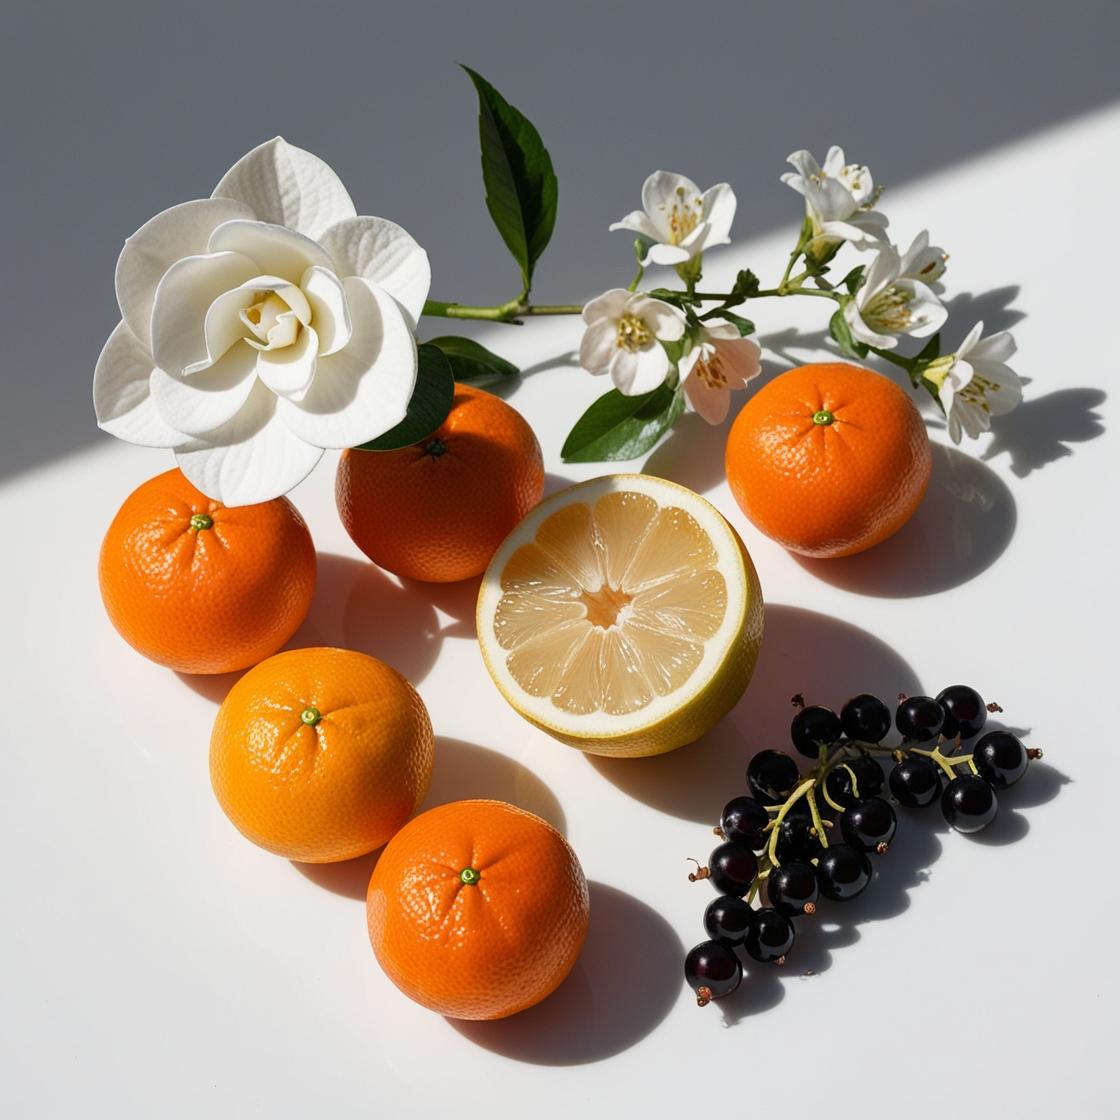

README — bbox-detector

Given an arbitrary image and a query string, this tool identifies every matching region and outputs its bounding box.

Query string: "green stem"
[421,298,583,322]
[865,343,917,376]
[691,287,838,301]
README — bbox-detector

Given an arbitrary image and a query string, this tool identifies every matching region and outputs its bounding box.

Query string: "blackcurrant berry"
[685,940,742,1004]
[704,895,757,945]
[895,695,944,741]
[824,765,860,809]
[848,754,885,798]
[775,815,821,862]
[888,756,941,808]
[708,841,759,894]
[719,796,769,848]
[747,749,801,804]
[744,907,796,964]
[766,861,819,917]
[791,705,841,758]
[840,797,897,852]
[816,843,873,901]
[973,730,1029,789]
[937,685,988,739]
[941,775,998,833]
[840,694,892,743]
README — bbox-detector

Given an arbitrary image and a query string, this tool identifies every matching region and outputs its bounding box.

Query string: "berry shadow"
[587,604,922,823]
[291,738,566,900]
[794,443,1016,598]
[449,881,683,1065]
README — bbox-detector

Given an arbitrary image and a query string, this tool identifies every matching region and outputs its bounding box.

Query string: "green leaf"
[463,66,558,294]
[355,343,454,451]
[704,309,756,336]
[829,308,869,360]
[915,332,941,362]
[561,383,685,462]
[426,335,518,386]
[840,265,865,295]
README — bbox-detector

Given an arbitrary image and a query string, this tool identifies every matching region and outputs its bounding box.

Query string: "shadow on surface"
[982,388,1106,478]
[941,286,1026,337]
[292,737,566,901]
[589,605,922,822]
[451,881,683,1064]
[795,444,1016,597]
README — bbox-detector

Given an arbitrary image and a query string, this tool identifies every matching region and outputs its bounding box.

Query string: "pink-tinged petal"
[301,265,352,355]
[581,288,630,325]
[317,215,430,330]
[150,251,258,375]
[211,137,356,241]
[579,321,616,374]
[149,343,258,437]
[277,278,416,448]
[208,219,333,283]
[255,325,318,400]
[115,197,254,348]
[93,321,186,447]
[175,380,323,505]
[685,374,731,425]
[712,336,762,387]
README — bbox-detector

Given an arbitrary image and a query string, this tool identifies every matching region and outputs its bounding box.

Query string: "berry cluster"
[684,685,1042,1006]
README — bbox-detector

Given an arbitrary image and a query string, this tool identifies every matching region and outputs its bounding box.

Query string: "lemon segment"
[476,474,765,758]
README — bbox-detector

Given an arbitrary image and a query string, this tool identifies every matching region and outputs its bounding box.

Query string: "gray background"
[3,0,1117,479]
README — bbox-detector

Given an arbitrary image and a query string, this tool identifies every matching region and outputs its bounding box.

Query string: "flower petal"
[641,170,703,236]
[712,336,762,387]
[277,278,416,448]
[208,219,333,282]
[611,344,668,396]
[844,302,897,350]
[149,343,258,437]
[581,288,631,325]
[211,137,356,240]
[633,297,685,341]
[150,251,259,376]
[685,375,731,425]
[114,198,254,349]
[896,280,948,339]
[301,265,352,356]
[608,210,660,240]
[93,321,186,447]
[175,379,323,505]
[858,246,901,304]
[969,330,1017,364]
[317,215,430,330]
[256,325,318,400]
[699,183,736,246]
[785,150,822,181]
[579,321,616,374]
[645,242,691,267]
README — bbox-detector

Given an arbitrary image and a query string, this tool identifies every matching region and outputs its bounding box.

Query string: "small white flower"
[843,245,947,349]
[609,171,736,267]
[781,146,889,256]
[925,322,1022,443]
[93,137,431,505]
[899,229,948,291]
[579,289,686,396]
[677,320,762,425]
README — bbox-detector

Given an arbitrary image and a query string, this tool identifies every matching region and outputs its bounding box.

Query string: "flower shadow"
[449,881,683,1065]
[794,443,1015,597]
[981,388,1106,478]
[588,604,923,823]
[291,736,566,900]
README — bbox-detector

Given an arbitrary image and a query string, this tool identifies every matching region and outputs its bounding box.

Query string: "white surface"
[2,108,1116,1119]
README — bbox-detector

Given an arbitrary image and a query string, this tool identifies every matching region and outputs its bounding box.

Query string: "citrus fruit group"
[210,647,433,863]
[367,800,589,1020]
[99,468,316,674]
[336,383,545,583]
[725,362,932,558]
[476,474,764,758]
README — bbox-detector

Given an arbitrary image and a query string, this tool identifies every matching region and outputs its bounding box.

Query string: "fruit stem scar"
[300,707,322,726]
[425,438,447,458]
[811,409,834,426]
[190,513,214,531]
[459,867,481,885]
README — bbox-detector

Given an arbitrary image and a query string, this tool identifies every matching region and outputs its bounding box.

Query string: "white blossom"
[844,245,947,349]
[677,321,761,424]
[579,289,686,395]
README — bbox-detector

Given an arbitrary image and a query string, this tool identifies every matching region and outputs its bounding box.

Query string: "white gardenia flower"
[579,289,686,396]
[609,171,736,267]
[925,322,1022,444]
[93,137,431,505]
[781,146,888,256]
[677,320,762,425]
[843,245,947,349]
[899,229,948,291]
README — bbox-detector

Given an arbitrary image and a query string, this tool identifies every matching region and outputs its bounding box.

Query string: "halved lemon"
[476,474,764,758]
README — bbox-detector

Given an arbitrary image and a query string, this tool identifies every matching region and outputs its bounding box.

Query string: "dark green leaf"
[426,335,518,386]
[915,332,941,362]
[463,66,558,293]
[703,309,755,336]
[355,343,454,451]
[829,308,869,360]
[645,287,689,308]
[561,383,684,462]
[840,265,865,295]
